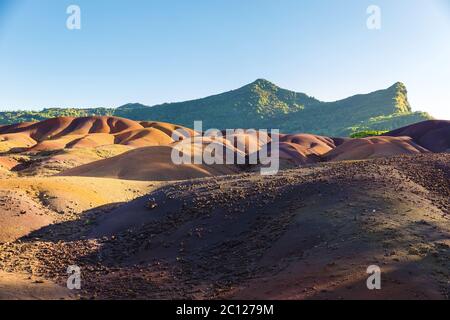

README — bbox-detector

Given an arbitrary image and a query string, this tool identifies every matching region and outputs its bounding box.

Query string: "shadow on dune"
[14,165,450,299]
[304,225,450,300]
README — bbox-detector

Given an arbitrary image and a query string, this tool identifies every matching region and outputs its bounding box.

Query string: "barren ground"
[0,153,448,300]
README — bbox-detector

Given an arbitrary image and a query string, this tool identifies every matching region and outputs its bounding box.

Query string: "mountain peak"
[390,81,407,91]
[389,81,411,113]
[252,78,274,85]
[248,78,278,90]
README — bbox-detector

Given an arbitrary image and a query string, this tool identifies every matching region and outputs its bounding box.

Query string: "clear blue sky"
[0,0,449,119]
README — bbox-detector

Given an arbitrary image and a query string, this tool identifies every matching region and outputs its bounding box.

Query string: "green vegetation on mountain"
[114,80,432,136]
[0,108,114,125]
[350,130,389,138]
[0,80,432,136]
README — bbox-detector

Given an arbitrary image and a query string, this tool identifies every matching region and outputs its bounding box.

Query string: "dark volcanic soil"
[0,153,449,300]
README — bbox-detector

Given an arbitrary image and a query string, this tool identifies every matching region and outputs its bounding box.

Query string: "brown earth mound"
[59,144,242,181]
[278,142,319,165]
[0,133,36,152]
[222,131,272,154]
[248,134,336,168]
[0,157,19,171]
[324,136,430,161]
[279,134,336,165]
[0,117,141,140]
[140,121,197,139]
[386,120,450,152]
[0,177,161,243]
[280,133,335,154]
[6,145,134,177]
[0,116,195,153]
[1,118,449,180]
[114,128,174,147]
